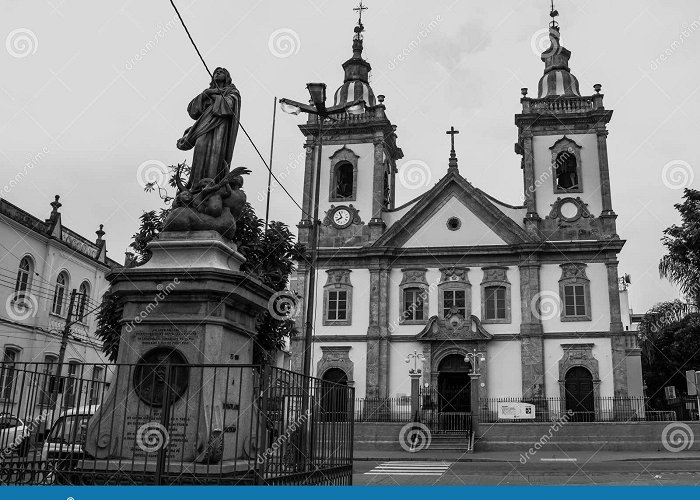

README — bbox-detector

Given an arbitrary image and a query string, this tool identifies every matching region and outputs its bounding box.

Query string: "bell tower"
[515,11,617,241]
[296,13,403,249]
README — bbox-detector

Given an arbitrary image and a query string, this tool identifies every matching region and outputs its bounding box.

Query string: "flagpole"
[264,96,277,231]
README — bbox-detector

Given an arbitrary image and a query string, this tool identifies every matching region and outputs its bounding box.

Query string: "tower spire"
[536,3,581,98]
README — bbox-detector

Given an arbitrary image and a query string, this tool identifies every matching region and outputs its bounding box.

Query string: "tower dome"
[333,23,377,107]
[537,25,581,98]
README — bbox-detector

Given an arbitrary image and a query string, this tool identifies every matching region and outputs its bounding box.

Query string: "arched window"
[77,281,90,321]
[1,347,19,400]
[52,272,69,316]
[14,256,33,298]
[555,151,578,190]
[335,162,354,199]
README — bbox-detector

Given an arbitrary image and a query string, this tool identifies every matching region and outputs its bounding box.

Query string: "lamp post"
[279,86,365,378]
[464,347,486,441]
[405,350,425,420]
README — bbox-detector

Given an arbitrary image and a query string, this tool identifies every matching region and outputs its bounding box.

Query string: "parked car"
[0,413,30,457]
[41,406,98,462]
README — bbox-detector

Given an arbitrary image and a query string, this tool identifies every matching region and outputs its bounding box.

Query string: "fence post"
[469,373,480,438]
[409,372,421,421]
[254,365,270,485]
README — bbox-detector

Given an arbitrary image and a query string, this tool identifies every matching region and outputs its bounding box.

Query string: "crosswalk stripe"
[365,461,452,476]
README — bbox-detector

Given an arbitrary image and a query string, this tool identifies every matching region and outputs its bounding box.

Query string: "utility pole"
[50,288,77,412]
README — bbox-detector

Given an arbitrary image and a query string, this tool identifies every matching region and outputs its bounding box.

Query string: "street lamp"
[464,348,486,376]
[405,350,425,375]
[280,84,365,377]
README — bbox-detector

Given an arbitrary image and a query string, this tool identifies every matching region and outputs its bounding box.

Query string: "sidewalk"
[353,449,700,463]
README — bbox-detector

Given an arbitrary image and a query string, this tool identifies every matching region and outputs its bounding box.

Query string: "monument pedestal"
[85,231,272,464]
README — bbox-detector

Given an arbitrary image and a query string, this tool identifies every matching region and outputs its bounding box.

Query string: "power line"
[167,0,309,219]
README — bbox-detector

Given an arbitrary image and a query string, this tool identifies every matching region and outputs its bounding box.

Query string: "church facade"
[290,15,643,412]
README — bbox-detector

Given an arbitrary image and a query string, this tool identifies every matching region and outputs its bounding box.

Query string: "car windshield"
[0,415,21,429]
[47,414,91,444]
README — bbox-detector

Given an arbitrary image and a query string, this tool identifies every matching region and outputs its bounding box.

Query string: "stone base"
[142,230,245,271]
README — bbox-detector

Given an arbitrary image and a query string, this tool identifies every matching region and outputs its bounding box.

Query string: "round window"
[446,217,461,231]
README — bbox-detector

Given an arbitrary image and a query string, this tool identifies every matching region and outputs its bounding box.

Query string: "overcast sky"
[1,0,697,313]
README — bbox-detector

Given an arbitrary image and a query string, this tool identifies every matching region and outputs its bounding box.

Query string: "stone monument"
[85,68,272,469]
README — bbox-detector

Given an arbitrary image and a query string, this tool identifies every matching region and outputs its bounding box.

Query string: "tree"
[639,300,700,400]
[96,163,304,365]
[659,188,700,306]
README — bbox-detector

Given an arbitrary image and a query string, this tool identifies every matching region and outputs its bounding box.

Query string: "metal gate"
[0,362,353,485]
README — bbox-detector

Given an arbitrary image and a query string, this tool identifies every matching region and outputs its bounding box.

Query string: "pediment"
[376,173,531,248]
[416,315,494,342]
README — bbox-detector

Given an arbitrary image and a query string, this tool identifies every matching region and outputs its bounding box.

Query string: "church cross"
[446,126,459,171]
[353,0,368,25]
[446,126,459,153]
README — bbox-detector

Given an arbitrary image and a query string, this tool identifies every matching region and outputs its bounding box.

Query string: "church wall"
[543,337,614,399]
[387,341,425,397]
[486,340,522,398]
[539,262,611,333]
[532,133,603,217]
[312,266,370,336]
[318,143,375,225]
[311,342,368,399]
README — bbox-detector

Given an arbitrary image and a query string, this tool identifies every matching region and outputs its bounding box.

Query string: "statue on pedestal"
[163,67,249,240]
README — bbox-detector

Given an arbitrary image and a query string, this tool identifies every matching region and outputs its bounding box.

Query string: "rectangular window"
[39,355,58,406]
[89,367,103,405]
[0,349,17,400]
[564,284,587,317]
[64,362,80,407]
[403,288,425,321]
[442,289,466,318]
[327,290,348,321]
[485,286,507,320]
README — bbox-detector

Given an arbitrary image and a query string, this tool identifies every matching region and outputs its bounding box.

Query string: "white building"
[0,194,119,421]
[289,15,644,416]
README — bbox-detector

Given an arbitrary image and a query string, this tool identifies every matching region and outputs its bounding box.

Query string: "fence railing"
[0,362,354,486]
[354,397,412,422]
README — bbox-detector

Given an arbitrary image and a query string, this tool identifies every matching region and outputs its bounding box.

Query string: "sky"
[1,0,697,314]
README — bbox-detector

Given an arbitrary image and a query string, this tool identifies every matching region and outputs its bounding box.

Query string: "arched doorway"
[320,368,349,420]
[437,354,471,413]
[564,366,595,422]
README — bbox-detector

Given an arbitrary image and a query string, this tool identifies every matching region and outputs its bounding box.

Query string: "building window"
[481,267,511,324]
[14,256,33,298]
[550,137,583,194]
[437,267,470,323]
[0,348,19,400]
[403,287,426,322]
[442,289,466,318]
[559,263,591,322]
[399,269,429,325]
[77,281,90,322]
[39,354,58,406]
[52,272,69,316]
[328,147,359,202]
[89,366,104,405]
[323,269,352,326]
[64,361,80,407]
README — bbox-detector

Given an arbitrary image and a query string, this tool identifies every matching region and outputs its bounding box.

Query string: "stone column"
[365,267,381,399]
[596,129,618,237]
[377,266,391,398]
[521,132,540,236]
[368,136,387,241]
[519,261,545,399]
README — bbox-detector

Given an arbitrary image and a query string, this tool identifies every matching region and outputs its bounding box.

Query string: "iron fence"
[354,397,411,422]
[0,362,353,486]
[477,397,680,423]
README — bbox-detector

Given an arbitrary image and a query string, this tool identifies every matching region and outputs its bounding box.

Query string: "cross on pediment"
[446,126,459,170]
[353,0,368,24]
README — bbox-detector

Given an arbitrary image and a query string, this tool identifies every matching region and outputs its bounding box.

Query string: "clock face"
[332,207,352,228]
